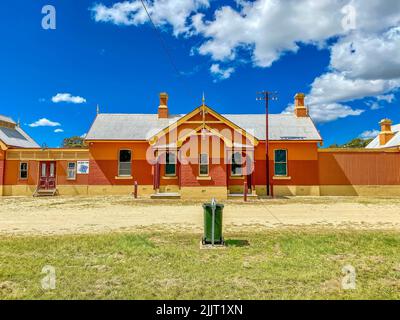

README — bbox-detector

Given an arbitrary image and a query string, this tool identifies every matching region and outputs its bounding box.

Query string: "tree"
[328,138,373,149]
[62,136,87,148]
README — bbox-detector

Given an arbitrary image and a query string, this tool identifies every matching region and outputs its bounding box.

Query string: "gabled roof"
[86,114,184,141]
[0,115,39,148]
[0,126,40,148]
[223,114,321,141]
[0,115,16,124]
[148,105,259,146]
[366,124,400,149]
[86,111,322,142]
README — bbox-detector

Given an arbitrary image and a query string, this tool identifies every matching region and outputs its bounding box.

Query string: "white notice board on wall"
[77,161,89,174]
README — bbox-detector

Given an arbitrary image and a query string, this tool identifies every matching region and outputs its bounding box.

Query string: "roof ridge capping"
[0,114,16,124]
[97,113,184,117]
[86,92,321,142]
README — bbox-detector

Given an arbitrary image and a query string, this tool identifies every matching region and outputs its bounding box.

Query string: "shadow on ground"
[225,239,250,247]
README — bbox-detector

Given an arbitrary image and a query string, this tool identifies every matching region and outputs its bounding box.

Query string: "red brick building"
[1,92,399,198]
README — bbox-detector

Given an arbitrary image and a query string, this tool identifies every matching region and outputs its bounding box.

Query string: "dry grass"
[3,195,400,209]
[1,195,400,236]
[1,228,400,300]
[1,196,400,299]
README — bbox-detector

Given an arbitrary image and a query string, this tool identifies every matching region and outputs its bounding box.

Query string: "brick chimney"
[158,92,169,119]
[294,93,308,117]
[379,118,394,145]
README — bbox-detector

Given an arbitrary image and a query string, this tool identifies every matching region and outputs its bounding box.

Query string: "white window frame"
[165,152,177,177]
[19,162,28,180]
[67,162,77,180]
[231,152,243,177]
[118,149,132,177]
[199,153,209,176]
[274,149,288,177]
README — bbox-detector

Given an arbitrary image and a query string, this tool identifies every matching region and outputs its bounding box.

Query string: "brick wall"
[88,142,153,185]
[180,162,227,187]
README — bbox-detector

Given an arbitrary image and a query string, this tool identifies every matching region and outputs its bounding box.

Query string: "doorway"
[39,161,56,190]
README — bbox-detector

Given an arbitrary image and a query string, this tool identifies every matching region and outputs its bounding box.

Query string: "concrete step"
[150,192,181,199]
[228,193,258,200]
[33,189,58,197]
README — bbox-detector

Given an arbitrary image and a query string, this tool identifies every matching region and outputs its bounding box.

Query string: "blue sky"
[2,0,400,147]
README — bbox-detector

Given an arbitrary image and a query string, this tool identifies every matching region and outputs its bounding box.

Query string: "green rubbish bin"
[202,199,224,245]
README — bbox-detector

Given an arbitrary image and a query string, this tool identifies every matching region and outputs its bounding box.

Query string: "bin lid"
[202,203,224,209]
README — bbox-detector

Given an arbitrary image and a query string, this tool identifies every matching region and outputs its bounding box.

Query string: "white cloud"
[210,63,234,80]
[284,70,400,122]
[284,101,364,123]
[284,72,396,122]
[364,94,396,110]
[192,0,400,67]
[81,133,87,138]
[92,1,151,26]
[307,73,400,106]
[52,93,87,104]
[366,101,382,110]
[54,129,64,133]
[91,0,209,36]
[301,25,400,122]
[91,0,400,61]
[91,0,400,73]
[359,129,379,139]
[302,33,400,120]
[92,0,400,120]
[309,103,364,124]
[377,94,396,103]
[194,1,400,117]
[192,1,341,66]
[331,27,400,81]
[29,118,61,128]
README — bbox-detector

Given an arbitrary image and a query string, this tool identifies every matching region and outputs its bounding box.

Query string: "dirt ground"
[1,195,400,235]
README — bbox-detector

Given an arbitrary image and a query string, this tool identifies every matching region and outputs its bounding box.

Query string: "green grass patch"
[0,229,399,299]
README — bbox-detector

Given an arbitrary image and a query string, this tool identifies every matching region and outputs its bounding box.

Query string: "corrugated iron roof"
[86,114,184,141]
[86,112,322,141]
[0,115,16,124]
[366,124,400,149]
[223,114,321,141]
[0,126,40,148]
[0,114,39,148]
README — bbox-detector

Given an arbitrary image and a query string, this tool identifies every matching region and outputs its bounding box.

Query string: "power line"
[139,0,183,79]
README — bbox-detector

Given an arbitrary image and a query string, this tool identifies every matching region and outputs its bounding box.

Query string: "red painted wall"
[0,150,5,187]
[4,160,88,186]
[237,141,320,186]
[318,151,400,185]
[56,161,88,185]
[4,160,39,186]
[88,141,153,185]
[86,139,321,188]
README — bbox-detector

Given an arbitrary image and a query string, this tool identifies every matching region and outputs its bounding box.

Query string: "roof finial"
[96,104,100,115]
[17,118,20,127]
[202,92,205,106]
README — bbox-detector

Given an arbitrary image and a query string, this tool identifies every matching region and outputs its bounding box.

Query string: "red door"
[39,161,56,190]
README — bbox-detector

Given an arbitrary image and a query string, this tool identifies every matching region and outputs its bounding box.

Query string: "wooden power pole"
[256,91,278,197]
